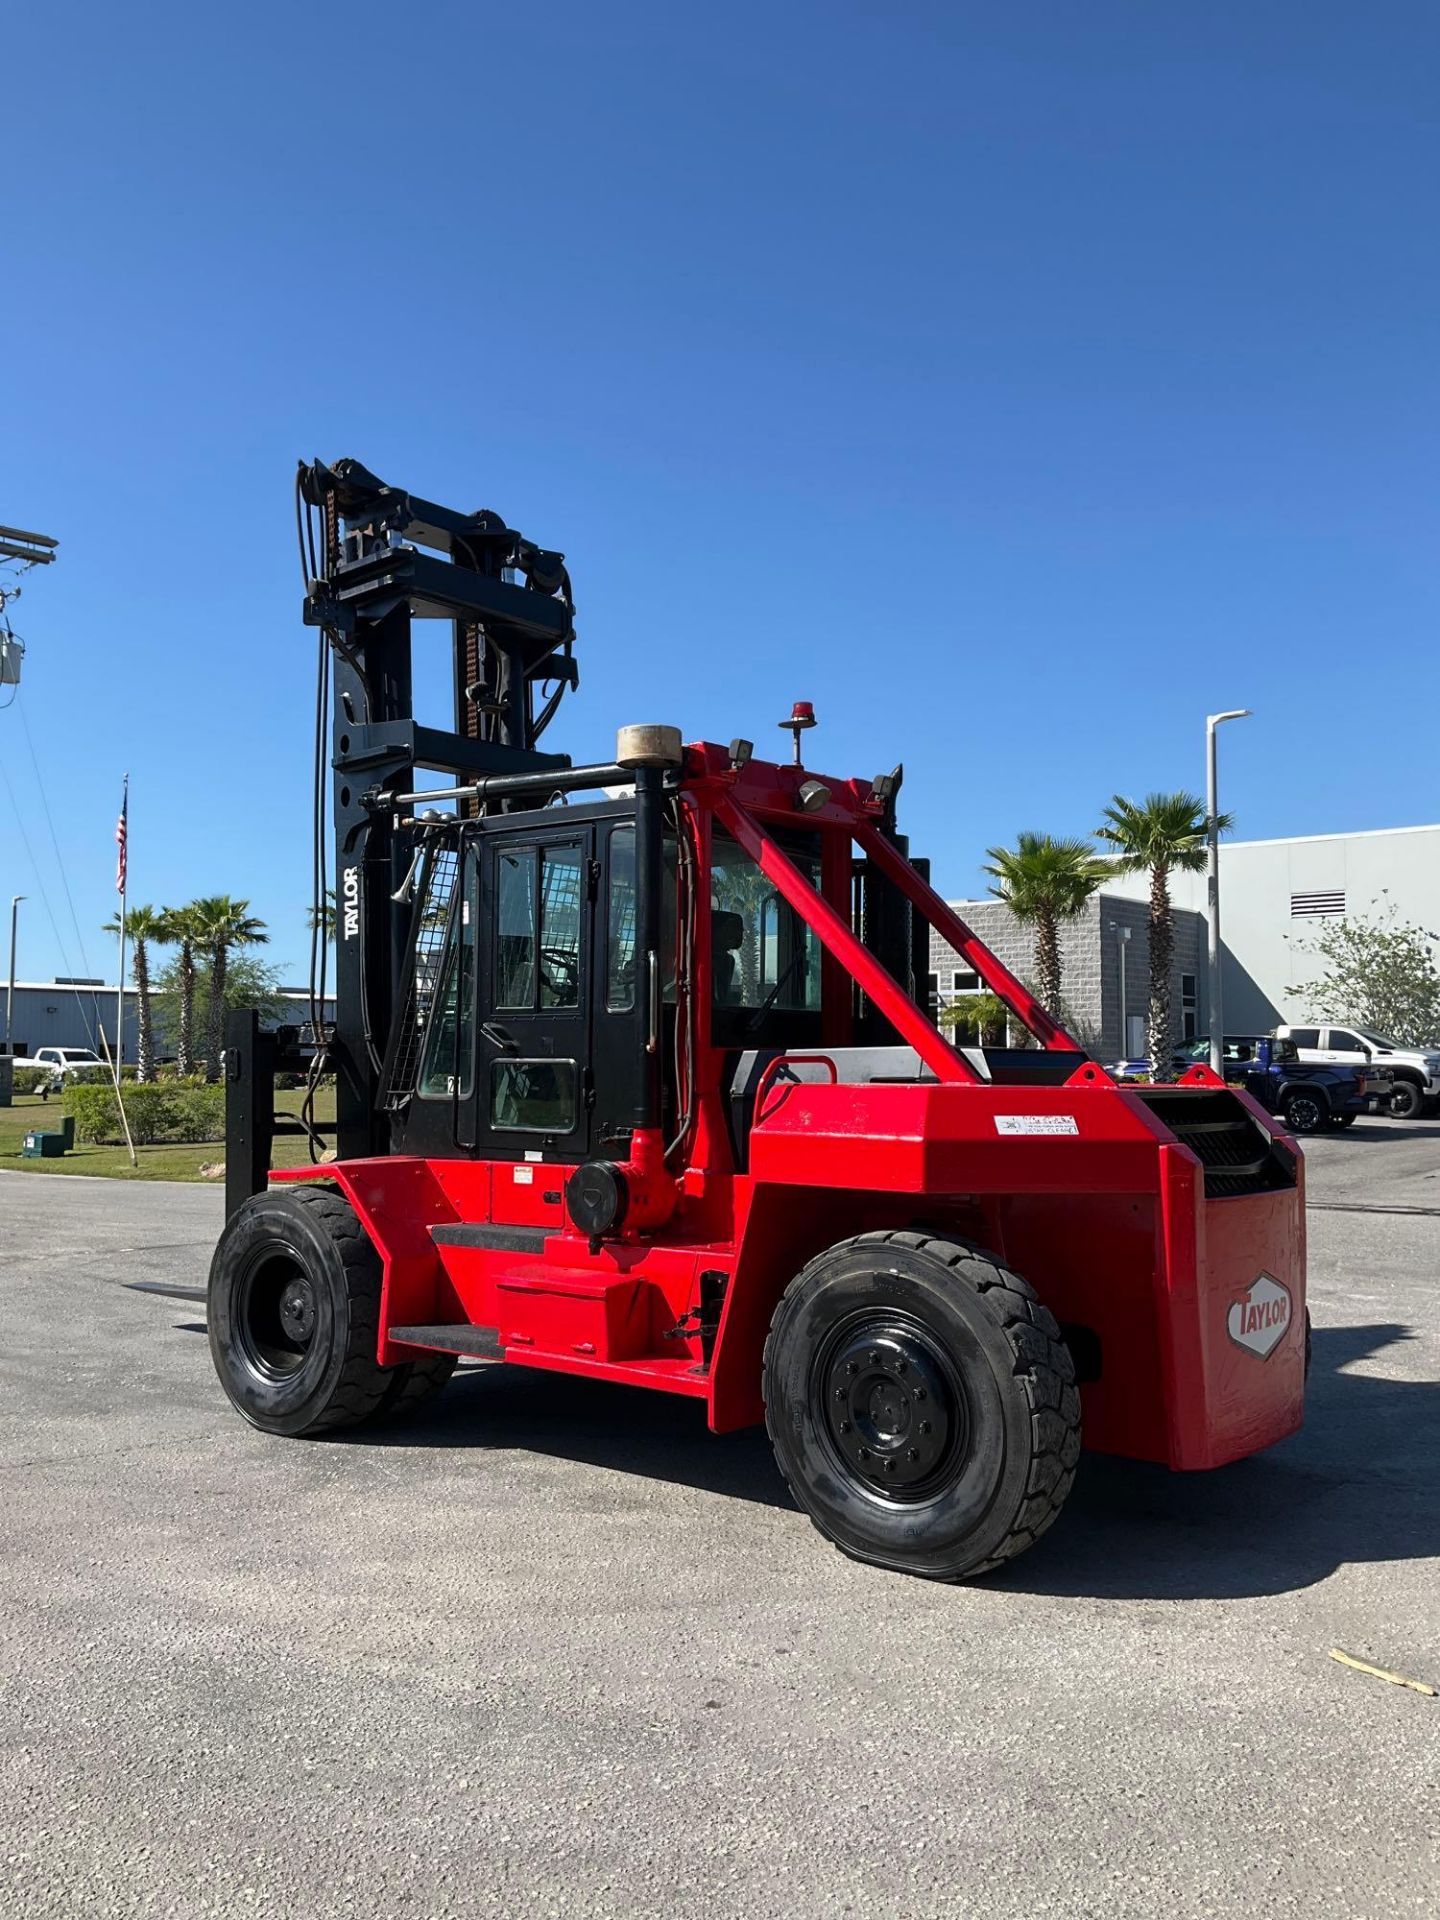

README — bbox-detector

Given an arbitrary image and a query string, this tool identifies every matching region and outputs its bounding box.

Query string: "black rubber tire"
[1283,1090,1327,1135]
[375,1349,458,1419]
[1388,1079,1424,1120]
[209,1185,399,1436]
[1328,1113,1358,1130]
[763,1230,1080,1582]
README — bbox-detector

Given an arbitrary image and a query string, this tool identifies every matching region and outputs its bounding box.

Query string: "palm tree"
[940,991,1008,1048]
[157,903,202,1077]
[307,887,337,940]
[191,895,269,1082]
[101,905,164,1082]
[982,833,1103,1018]
[1097,792,1231,1077]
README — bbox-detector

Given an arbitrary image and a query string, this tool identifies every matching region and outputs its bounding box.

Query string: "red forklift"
[209,460,1307,1581]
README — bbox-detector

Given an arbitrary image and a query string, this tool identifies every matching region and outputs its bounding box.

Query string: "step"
[390,1323,504,1360]
[430,1223,550,1253]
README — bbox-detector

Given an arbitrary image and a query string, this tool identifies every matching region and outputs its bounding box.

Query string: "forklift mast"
[297,457,580,1163]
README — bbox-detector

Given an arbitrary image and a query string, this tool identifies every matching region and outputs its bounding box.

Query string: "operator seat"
[712,909,745,1005]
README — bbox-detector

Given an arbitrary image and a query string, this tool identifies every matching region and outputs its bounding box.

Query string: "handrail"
[752,1053,839,1129]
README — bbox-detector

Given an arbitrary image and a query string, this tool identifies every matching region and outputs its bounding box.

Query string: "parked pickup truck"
[1171,1033,1385,1135]
[1272,1025,1440,1120]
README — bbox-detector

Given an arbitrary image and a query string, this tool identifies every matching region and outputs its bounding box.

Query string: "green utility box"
[22,1116,75,1158]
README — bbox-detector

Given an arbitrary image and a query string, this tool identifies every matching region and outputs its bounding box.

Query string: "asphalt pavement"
[1,1119,1437,1918]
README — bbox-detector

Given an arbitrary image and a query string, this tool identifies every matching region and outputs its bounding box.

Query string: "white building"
[1103,823,1440,1035]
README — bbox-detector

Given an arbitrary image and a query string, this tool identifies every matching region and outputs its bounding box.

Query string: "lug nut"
[839,1421,851,1434]
[884,1459,897,1473]
[907,1447,920,1461]
[834,1386,846,1400]
[918,1420,931,1435]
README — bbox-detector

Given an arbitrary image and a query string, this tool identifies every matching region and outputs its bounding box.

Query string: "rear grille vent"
[381,842,460,1111]
[1134,1088,1293,1198]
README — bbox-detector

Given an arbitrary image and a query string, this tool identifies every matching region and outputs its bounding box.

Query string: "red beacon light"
[779,699,817,765]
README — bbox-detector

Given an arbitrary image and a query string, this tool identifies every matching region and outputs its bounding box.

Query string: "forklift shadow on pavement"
[287,1320,1436,1604]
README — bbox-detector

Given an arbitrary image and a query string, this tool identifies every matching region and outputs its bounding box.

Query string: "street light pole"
[1109,921,1132,1060]
[4,894,23,1051]
[1207,710,1251,1074]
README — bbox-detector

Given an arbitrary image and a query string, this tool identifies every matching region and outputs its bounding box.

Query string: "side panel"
[1158,1150,1307,1469]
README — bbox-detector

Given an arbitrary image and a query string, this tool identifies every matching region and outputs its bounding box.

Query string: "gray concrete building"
[929,893,1204,1060]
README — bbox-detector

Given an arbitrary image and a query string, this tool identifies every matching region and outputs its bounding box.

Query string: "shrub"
[63,1082,226,1146]
[12,1065,52,1095]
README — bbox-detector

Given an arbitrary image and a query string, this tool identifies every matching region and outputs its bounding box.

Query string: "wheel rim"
[815,1313,969,1505]
[1290,1097,1320,1131]
[1391,1086,1416,1115]
[236,1248,318,1380]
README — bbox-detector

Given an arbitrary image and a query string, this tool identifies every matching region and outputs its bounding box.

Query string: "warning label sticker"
[993,1115,1080,1136]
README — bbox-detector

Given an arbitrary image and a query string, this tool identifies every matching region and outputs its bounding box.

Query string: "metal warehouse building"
[2,983,336,1065]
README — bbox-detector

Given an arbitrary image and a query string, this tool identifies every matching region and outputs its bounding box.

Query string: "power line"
[15,692,99,979]
[0,748,101,1047]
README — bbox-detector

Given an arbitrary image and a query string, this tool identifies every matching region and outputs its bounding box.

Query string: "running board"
[390,1323,505,1360]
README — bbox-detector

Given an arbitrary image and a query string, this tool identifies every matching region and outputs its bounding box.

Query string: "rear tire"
[1388,1080,1424,1120]
[763,1231,1080,1582]
[209,1185,404,1436]
[1283,1090,1327,1135]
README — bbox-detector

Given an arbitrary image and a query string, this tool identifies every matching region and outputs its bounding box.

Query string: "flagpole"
[112,775,137,1168]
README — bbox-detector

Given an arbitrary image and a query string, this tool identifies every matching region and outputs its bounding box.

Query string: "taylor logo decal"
[342,865,360,940]
[1227,1273,1292,1359]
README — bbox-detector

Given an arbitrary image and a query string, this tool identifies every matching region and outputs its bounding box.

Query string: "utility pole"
[1207,710,1251,1074]
[0,523,58,693]
[4,895,23,1051]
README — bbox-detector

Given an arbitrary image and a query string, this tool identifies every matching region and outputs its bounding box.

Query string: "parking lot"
[2,1122,1437,1919]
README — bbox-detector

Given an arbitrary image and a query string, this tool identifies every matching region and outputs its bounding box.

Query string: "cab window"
[418,878,476,1097]
[710,827,822,1016]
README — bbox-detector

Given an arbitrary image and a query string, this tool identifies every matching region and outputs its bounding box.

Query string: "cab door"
[473,826,595,1184]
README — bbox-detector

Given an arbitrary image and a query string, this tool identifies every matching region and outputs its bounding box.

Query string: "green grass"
[0,1087,337,1183]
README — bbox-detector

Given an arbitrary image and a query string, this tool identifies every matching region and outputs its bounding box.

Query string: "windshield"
[62,1050,100,1062]
[1355,1029,1400,1049]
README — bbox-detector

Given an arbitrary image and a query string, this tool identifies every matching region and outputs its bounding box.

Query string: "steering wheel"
[538,944,580,1004]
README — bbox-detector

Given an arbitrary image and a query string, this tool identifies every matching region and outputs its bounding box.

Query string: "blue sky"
[3,2,1437,984]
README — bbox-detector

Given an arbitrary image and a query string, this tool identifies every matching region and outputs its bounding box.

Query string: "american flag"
[115,778,128,896]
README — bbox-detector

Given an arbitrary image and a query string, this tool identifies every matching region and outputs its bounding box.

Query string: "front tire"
[763,1231,1080,1581]
[210,1185,417,1436]
[1388,1080,1424,1120]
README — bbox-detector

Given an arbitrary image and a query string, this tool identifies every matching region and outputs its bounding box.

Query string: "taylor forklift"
[208,459,1307,1582]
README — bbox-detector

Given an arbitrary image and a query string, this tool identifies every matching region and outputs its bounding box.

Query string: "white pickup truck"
[30,1045,107,1090]
[1273,1025,1440,1120]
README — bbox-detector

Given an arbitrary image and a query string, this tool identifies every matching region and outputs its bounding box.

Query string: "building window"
[1180,971,1197,1043]
[926,972,939,1016]
[1291,890,1345,918]
[951,969,979,993]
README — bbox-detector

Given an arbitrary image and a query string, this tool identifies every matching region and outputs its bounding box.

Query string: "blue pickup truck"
[1170,1033,1380,1134]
